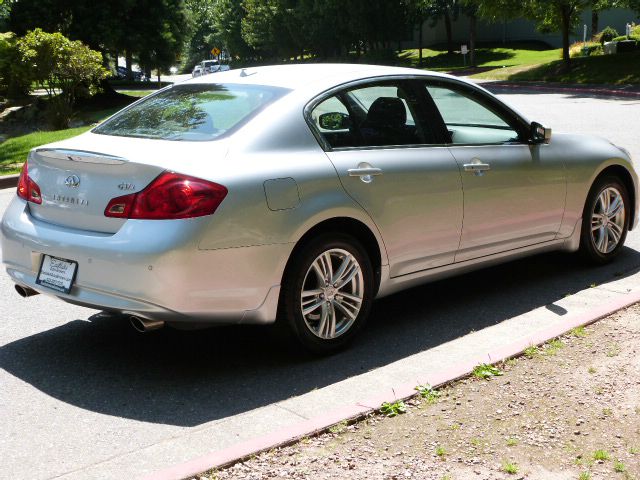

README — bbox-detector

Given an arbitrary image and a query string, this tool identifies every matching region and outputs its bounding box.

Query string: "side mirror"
[319,112,351,131]
[531,121,552,144]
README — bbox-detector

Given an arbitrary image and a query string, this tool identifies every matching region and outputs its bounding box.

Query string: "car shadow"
[1,248,639,427]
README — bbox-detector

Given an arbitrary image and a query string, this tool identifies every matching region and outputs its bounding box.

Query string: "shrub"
[569,41,603,58]
[15,29,108,127]
[0,32,31,99]
[612,35,640,42]
[599,26,619,44]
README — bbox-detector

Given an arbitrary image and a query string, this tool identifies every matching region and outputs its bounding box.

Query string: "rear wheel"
[280,234,374,354]
[580,176,629,264]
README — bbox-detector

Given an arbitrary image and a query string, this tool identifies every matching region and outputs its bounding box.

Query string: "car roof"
[181,63,454,92]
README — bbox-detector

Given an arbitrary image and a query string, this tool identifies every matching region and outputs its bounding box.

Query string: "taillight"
[17,161,42,205]
[104,171,227,220]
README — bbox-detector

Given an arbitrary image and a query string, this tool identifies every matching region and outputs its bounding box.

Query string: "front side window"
[310,82,434,149]
[93,84,289,141]
[426,85,520,145]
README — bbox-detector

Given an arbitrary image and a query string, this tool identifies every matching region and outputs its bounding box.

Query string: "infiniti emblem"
[64,175,80,188]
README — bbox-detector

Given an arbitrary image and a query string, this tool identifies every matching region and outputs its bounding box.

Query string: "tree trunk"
[591,10,599,38]
[418,17,424,67]
[561,5,571,70]
[98,78,119,97]
[469,13,477,68]
[444,10,453,54]
[125,51,133,81]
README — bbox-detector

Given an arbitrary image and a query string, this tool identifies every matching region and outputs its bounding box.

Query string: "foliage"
[0,32,31,98]
[501,460,519,474]
[599,26,620,43]
[380,400,407,417]
[472,363,503,379]
[592,449,610,461]
[9,0,188,78]
[569,41,603,57]
[415,384,440,403]
[15,29,108,127]
[468,0,622,68]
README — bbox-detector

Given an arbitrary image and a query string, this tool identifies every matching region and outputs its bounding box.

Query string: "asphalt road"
[1,91,639,480]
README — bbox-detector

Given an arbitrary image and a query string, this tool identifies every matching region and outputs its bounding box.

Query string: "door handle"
[463,160,491,176]
[348,167,383,177]
[348,165,383,184]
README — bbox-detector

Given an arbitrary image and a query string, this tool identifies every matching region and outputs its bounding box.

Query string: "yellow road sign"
[211,47,221,56]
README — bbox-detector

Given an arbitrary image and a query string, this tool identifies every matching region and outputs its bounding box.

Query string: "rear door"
[310,80,463,277]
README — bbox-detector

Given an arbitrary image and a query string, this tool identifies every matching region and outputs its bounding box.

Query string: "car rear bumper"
[1,197,289,324]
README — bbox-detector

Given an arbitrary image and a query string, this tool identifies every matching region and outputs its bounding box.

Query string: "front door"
[423,82,566,262]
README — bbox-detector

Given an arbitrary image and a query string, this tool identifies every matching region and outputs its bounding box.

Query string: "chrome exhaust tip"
[129,315,165,333]
[15,285,40,298]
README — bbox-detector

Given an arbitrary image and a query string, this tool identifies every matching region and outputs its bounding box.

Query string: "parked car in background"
[192,64,203,77]
[200,59,230,74]
[3,64,637,354]
[115,66,143,81]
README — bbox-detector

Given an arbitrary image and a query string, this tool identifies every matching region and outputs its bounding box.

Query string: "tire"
[579,175,630,264]
[280,233,374,354]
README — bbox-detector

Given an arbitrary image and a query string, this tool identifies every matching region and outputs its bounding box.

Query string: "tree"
[422,0,461,54]
[0,32,31,98]
[9,0,188,79]
[406,0,435,66]
[469,0,593,70]
[16,29,108,127]
[213,0,255,60]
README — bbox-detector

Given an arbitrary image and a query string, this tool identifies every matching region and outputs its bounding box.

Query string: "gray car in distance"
[2,64,638,353]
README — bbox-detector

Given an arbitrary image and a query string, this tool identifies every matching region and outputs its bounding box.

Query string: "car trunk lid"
[26,148,165,234]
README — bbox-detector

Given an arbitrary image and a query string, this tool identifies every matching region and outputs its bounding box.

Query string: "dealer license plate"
[36,255,78,294]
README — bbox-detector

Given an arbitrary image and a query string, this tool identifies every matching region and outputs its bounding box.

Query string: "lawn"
[400,41,561,72]
[114,89,156,97]
[0,127,92,175]
[473,51,640,84]
[0,91,147,175]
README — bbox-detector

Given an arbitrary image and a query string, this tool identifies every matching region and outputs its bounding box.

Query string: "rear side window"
[93,84,289,141]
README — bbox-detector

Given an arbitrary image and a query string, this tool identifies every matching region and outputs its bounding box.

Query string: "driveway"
[1,91,639,480]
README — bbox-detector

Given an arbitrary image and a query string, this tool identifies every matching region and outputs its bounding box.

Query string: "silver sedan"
[2,64,638,353]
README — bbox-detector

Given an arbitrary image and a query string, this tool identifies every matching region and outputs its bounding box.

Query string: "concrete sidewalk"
[132,268,640,480]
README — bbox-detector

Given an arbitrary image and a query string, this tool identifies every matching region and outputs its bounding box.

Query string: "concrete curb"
[141,289,640,480]
[0,174,18,190]
[483,82,640,98]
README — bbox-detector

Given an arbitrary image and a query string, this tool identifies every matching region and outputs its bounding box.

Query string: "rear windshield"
[93,83,289,141]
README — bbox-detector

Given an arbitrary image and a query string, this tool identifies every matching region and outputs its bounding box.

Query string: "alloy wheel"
[300,248,364,339]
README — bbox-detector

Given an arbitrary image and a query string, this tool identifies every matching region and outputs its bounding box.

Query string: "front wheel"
[580,176,630,264]
[280,234,374,354]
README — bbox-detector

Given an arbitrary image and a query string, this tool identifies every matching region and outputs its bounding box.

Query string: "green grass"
[501,460,519,474]
[115,89,157,98]
[472,363,503,379]
[593,449,610,461]
[474,51,640,84]
[0,127,92,175]
[400,41,561,72]
[0,101,125,175]
[380,400,407,417]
